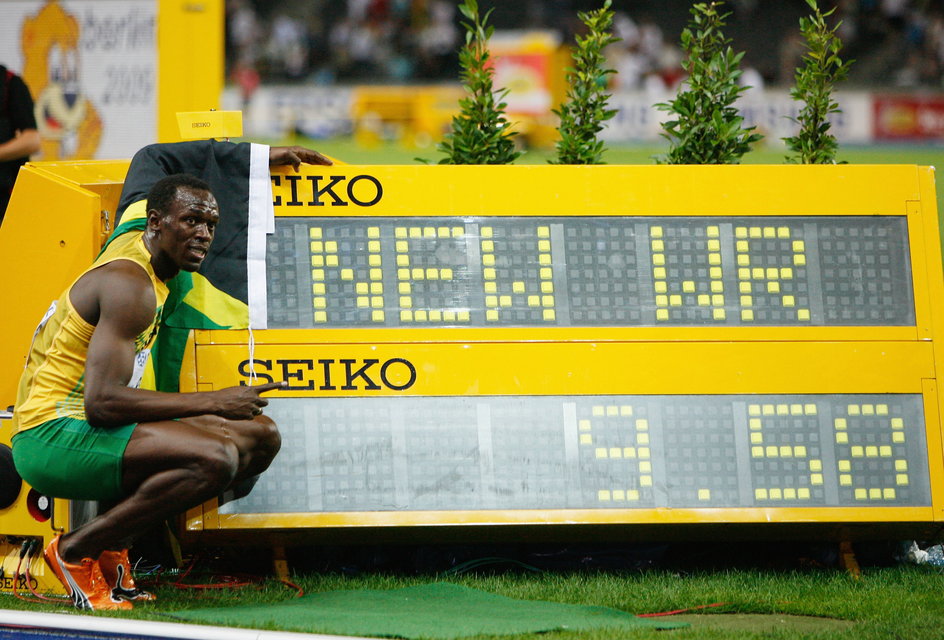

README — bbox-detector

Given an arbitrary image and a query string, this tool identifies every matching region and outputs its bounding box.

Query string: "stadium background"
[220,0,944,152]
[1,0,943,163]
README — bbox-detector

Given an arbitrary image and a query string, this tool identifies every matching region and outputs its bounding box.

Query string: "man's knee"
[255,415,281,458]
[238,416,280,478]
[195,438,240,490]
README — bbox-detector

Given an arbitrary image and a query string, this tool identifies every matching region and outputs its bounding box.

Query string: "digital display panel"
[221,394,930,515]
[265,216,914,328]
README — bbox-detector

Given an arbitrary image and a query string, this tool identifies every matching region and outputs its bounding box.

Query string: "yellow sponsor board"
[268,164,924,217]
[176,111,243,140]
[199,341,933,397]
[181,163,944,534]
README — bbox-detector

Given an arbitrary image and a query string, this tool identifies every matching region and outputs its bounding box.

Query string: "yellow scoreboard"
[181,164,944,536]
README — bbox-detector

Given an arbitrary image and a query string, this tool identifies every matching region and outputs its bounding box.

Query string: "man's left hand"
[269,145,332,170]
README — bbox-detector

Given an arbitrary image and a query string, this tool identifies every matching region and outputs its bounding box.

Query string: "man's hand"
[212,381,287,420]
[269,145,332,170]
[0,128,40,162]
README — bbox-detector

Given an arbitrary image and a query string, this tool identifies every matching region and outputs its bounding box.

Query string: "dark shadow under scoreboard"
[184,164,944,535]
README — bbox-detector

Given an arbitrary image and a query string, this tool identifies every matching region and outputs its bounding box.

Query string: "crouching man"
[10,143,330,609]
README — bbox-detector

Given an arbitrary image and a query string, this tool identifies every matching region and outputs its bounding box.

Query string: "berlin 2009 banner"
[0,0,156,160]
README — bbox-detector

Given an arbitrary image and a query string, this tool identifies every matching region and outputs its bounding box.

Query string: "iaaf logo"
[1,574,39,591]
[238,357,416,391]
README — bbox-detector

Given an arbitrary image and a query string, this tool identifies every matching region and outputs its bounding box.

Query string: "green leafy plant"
[656,1,761,164]
[437,0,520,165]
[552,0,619,165]
[784,0,854,164]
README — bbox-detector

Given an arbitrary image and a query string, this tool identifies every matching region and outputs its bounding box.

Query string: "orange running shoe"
[43,536,132,610]
[98,549,156,602]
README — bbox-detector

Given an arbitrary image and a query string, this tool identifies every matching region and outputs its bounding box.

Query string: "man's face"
[156,187,220,272]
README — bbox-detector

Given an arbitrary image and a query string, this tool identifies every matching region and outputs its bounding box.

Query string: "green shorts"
[11,417,137,501]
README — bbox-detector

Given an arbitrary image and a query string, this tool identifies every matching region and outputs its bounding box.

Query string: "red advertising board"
[873,95,944,141]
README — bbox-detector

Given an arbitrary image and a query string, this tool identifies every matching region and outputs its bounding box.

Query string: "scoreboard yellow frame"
[179,163,944,537]
[1,161,941,559]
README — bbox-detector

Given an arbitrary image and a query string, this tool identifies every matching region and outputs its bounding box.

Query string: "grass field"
[4,553,944,640]
[132,564,944,639]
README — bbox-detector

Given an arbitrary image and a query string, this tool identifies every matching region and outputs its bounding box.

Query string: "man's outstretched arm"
[118,141,332,216]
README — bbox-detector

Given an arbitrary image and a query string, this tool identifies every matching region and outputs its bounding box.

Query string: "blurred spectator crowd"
[226,0,944,93]
[227,0,460,90]
[834,0,944,88]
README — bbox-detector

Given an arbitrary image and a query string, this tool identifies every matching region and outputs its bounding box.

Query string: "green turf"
[5,566,944,639]
[170,581,686,637]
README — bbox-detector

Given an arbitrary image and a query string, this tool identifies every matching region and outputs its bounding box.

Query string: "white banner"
[228,84,879,147]
[602,89,873,145]
[221,85,355,140]
[0,0,156,160]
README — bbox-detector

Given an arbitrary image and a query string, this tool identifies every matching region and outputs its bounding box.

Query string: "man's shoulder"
[70,248,157,330]
[96,256,152,278]
[87,235,155,294]
[81,256,154,301]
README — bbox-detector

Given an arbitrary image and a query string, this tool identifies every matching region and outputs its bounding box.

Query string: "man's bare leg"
[184,414,281,482]
[55,417,271,564]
